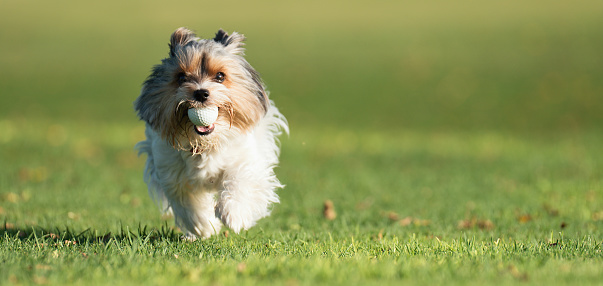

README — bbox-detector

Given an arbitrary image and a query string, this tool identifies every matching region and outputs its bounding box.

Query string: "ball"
[188,106,219,127]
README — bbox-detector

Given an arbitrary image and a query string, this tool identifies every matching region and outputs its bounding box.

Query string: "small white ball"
[188,106,219,126]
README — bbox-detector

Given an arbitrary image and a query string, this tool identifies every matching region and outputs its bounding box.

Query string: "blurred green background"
[1,0,601,134]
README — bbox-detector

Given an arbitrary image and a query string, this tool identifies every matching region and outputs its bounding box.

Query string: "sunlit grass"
[2,119,602,285]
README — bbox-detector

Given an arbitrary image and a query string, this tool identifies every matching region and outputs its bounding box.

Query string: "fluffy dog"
[134,27,288,240]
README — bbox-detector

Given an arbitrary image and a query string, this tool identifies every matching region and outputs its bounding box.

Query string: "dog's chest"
[183,151,229,191]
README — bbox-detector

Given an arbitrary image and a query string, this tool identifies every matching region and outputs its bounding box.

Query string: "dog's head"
[135,28,269,153]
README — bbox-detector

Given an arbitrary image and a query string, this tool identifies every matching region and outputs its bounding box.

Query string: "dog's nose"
[193,89,210,102]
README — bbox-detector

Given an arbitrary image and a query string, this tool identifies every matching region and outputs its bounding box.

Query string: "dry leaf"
[399,216,413,226]
[457,219,473,229]
[323,200,336,220]
[387,212,399,221]
[517,214,532,223]
[477,219,494,230]
[458,218,494,230]
[46,233,58,239]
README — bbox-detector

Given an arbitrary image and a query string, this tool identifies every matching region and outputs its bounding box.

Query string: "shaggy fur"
[134,27,288,240]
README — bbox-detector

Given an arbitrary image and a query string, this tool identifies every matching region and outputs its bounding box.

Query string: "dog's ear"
[169,27,197,57]
[214,29,246,54]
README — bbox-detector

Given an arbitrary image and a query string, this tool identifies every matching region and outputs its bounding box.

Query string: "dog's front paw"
[215,200,260,234]
[181,233,198,242]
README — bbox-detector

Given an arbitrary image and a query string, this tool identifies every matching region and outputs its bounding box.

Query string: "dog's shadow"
[1,222,182,244]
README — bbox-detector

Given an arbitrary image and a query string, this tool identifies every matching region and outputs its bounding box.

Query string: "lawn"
[1,0,602,285]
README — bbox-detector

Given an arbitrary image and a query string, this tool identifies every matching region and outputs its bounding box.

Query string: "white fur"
[136,103,288,240]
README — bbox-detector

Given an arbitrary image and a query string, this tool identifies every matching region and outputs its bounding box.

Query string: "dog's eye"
[215,72,225,83]
[177,73,187,85]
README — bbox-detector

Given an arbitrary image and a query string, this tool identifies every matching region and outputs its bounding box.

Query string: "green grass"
[1,0,603,285]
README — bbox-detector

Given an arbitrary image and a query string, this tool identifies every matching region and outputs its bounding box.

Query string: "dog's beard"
[153,89,263,154]
[158,97,225,153]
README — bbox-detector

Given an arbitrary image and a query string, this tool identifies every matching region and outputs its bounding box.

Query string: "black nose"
[193,89,210,102]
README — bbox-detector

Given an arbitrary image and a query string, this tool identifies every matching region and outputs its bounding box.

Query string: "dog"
[134,27,288,240]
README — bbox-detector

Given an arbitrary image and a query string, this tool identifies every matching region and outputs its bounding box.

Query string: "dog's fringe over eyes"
[134,27,288,240]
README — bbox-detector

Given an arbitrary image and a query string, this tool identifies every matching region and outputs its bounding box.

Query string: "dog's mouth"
[193,124,215,136]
